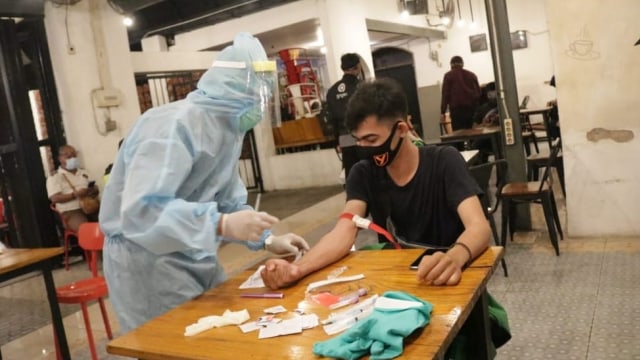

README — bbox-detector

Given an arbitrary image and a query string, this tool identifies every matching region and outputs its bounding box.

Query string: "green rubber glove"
[313,291,433,360]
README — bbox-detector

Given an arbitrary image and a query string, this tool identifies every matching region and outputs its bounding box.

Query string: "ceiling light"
[441,16,451,25]
[122,16,133,27]
[469,21,478,29]
[457,19,466,27]
[320,46,327,54]
[400,10,410,18]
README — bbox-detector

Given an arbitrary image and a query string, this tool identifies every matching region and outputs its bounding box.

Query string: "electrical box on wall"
[93,88,122,108]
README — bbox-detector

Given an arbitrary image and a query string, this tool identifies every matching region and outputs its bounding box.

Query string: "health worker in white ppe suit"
[99,33,309,333]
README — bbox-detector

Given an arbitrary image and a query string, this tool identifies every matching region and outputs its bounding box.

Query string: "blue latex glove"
[313,291,433,360]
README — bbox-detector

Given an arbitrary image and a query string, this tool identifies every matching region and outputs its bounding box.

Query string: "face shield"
[210,59,281,132]
[252,60,281,128]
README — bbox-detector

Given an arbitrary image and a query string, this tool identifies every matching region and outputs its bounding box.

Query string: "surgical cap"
[189,32,268,121]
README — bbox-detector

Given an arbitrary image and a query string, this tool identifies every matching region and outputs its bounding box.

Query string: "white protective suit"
[99,33,283,332]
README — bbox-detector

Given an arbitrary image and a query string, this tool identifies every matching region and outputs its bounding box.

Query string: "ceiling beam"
[365,19,446,40]
[0,0,44,17]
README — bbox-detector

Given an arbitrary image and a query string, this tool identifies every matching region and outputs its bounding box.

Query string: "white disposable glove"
[221,210,279,241]
[265,233,310,255]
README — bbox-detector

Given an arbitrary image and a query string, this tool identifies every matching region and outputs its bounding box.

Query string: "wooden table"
[519,106,552,118]
[442,127,502,157]
[431,126,503,161]
[108,247,503,360]
[0,248,69,360]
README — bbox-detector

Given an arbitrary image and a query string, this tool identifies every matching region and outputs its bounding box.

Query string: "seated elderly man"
[261,78,490,289]
[47,145,99,232]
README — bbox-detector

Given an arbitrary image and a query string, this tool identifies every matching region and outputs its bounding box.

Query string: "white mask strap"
[211,60,247,69]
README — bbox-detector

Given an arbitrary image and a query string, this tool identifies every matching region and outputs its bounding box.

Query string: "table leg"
[42,262,70,360]
[490,133,502,159]
[466,290,493,360]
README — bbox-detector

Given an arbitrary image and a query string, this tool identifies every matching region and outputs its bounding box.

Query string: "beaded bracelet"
[450,242,473,268]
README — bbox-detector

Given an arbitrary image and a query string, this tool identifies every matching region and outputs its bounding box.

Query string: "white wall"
[130,51,218,73]
[44,0,139,185]
[268,149,342,189]
[164,0,560,190]
[168,0,352,190]
[375,0,556,109]
[545,0,640,236]
[41,0,561,192]
[170,0,318,52]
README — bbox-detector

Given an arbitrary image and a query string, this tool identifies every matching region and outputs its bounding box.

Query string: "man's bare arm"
[50,192,75,204]
[448,195,491,267]
[294,199,367,278]
[416,195,490,285]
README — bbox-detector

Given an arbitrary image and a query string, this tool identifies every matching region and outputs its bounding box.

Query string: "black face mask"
[356,121,404,167]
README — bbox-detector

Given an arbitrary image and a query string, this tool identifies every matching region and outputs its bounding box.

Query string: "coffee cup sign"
[569,39,594,56]
[566,26,600,61]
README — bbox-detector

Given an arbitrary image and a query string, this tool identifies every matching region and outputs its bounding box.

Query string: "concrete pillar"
[141,35,168,52]
[318,0,374,84]
[485,0,530,228]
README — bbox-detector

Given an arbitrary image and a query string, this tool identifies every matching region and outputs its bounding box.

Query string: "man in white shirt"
[46,145,99,232]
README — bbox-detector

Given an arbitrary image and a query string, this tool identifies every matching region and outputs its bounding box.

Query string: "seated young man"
[261,79,490,289]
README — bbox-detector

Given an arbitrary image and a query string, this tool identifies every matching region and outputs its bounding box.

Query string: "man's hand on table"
[415,251,464,286]
[260,259,303,289]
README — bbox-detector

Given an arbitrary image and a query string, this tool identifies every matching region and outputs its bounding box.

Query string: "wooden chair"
[468,159,509,276]
[519,95,530,110]
[500,140,564,255]
[54,222,113,360]
[527,151,566,197]
[50,203,79,270]
[519,96,540,155]
[529,105,559,149]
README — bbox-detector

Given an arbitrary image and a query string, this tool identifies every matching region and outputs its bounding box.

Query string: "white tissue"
[184,309,250,336]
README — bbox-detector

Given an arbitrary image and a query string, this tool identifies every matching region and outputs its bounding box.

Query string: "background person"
[546,75,561,140]
[99,33,309,333]
[326,53,363,180]
[441,56,481,131]
[47,144,99,231]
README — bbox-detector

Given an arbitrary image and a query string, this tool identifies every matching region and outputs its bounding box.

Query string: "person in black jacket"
[325,53,362,179]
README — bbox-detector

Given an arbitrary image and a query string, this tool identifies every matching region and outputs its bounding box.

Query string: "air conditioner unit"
[399,0,429,15]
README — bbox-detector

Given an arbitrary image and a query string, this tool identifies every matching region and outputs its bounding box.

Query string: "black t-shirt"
[326,74,360,137]
[346,145,482,247]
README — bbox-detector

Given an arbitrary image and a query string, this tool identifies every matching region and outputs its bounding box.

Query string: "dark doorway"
[372,47,423,137]
[0,17,65,248]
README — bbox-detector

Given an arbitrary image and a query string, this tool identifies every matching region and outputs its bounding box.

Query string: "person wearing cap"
[326,53,363,180]
[99,33,309,333]
[440,56,481,131]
